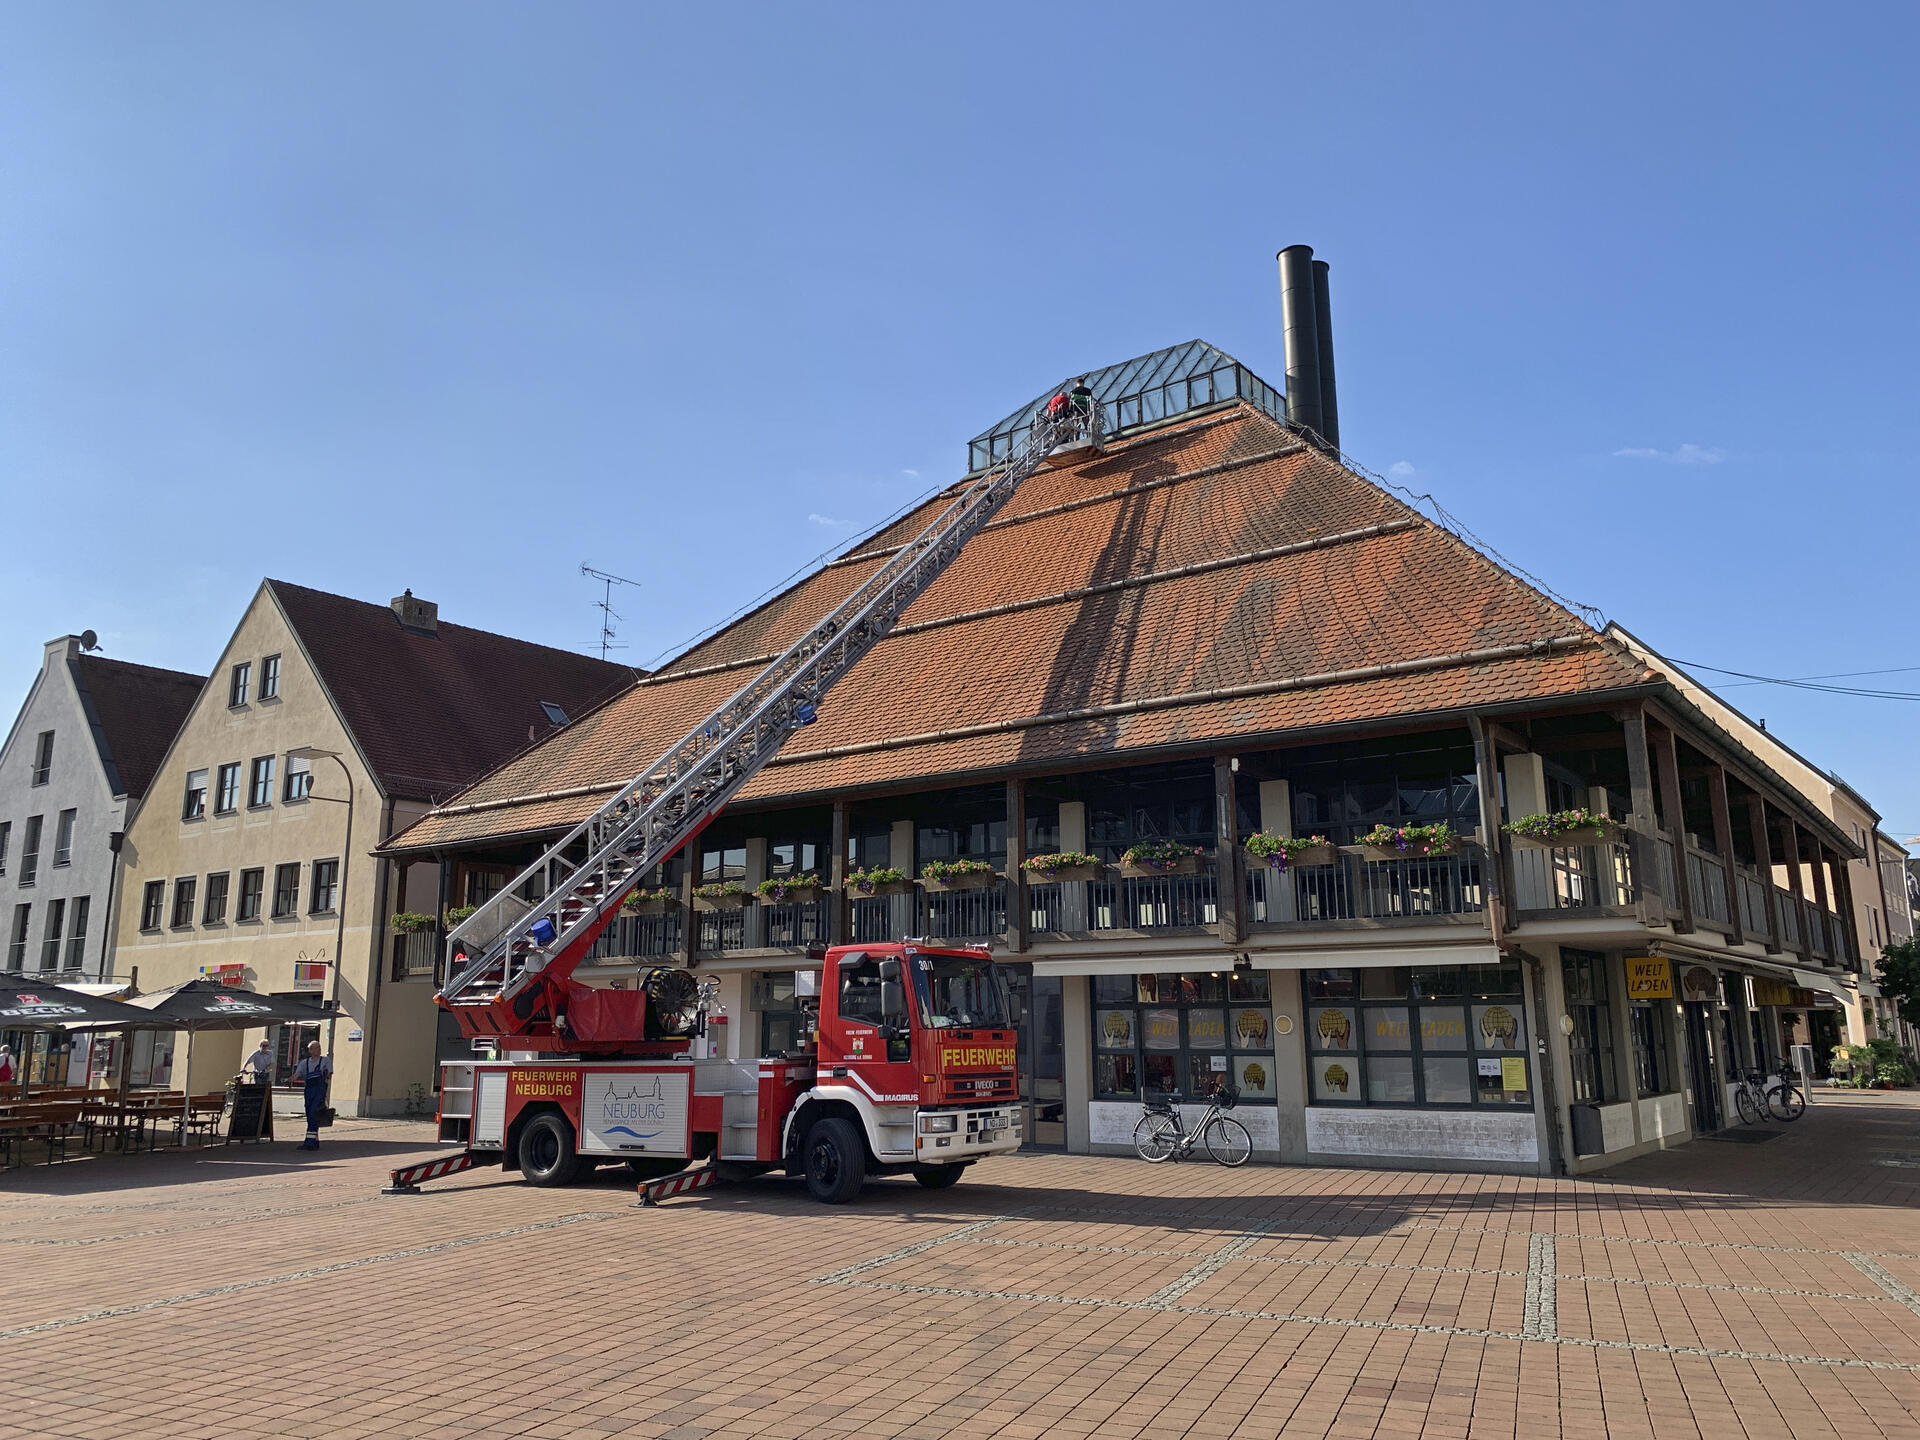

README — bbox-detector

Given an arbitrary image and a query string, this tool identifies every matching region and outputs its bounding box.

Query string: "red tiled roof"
[387,406,1656,850]
[70,655,206,800]
[267,581,638,801]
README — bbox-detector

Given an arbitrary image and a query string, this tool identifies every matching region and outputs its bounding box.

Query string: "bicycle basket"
[1215,1085,1238,1109]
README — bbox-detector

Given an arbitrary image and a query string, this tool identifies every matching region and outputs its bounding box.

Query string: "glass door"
[1006,969,1065,1149]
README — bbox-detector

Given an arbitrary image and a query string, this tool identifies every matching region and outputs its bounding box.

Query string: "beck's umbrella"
[123,981,336,1139]
[0,980,164,1103]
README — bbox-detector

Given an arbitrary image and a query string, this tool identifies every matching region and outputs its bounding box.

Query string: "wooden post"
[678,848,697,966]
[1746,795,1782,954]
[1619,708,1660,919]
[828,801,850,946]
[1809,842,1836,965]
[1651,723,1695,932]
[1707,766,1743,946]
[1780,821,1810,962]
[1467,716,1506,943]
[1214,756,1243,946]
[1005,779,1028,954]
[1830,849,1862,971]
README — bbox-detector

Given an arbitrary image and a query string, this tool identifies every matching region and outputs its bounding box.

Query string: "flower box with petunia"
[620,886,680,917]
[1242,833,1337,870]
[443,905,478,926]
[845,866,912,898]
[692,882,752,911]
[1117,841,1207,878]
[755,874,824,904]
[918,859,999,893]
[1021,851,1104,882]
[1502,810,1623,850]
[1355,823,1462,861]
[390,911,436,934]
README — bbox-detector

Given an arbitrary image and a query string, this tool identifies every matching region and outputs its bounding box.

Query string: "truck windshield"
[921,955,1010,1028]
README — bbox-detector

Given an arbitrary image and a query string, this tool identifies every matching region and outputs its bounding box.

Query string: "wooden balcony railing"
[1509,841,1634,913]
[1245,848,1486,926]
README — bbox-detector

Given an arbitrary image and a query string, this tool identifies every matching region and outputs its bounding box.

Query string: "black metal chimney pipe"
[1311,258,1339,452]
[1277,244,1323,444]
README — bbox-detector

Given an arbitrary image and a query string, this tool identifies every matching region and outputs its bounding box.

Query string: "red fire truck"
[397,942,1022,1203]
[386,405,1095,1204]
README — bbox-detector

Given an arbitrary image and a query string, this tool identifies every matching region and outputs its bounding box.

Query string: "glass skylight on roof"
[967,339,1283,472]
[540,702,570,726]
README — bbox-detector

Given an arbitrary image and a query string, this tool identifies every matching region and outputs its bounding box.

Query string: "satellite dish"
[78,630,99,652]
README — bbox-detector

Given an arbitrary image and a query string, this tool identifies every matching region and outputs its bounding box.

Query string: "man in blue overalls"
[291,1040,333,1151]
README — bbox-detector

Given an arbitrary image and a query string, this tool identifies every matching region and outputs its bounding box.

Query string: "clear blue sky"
[3,5,1915,842]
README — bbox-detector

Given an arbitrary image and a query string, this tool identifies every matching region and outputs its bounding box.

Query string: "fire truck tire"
[912,1163,967,1189]
[517,1112,583,1187]
[804,1117,866,1204]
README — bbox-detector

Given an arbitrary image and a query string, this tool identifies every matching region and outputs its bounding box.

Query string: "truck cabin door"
[827,951,916,1092]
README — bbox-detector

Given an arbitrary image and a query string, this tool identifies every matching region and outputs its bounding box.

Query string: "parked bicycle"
[1733,1063,1806,1124]
[1132,1085,1252,1166]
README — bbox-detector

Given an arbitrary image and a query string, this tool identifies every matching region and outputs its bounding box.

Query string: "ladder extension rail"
[439,404,1098,1008]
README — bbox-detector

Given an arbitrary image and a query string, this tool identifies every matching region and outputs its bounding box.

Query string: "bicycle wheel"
[1769,1085,1806,1121]
[1205,1116,1253,1167]
[1734,1086,1761,1125]
[1134,1113,1180,1163]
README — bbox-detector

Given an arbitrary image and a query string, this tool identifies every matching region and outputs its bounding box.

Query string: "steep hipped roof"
[267,580,637,801]
[388,402,1655,852]
[69,655,205,800]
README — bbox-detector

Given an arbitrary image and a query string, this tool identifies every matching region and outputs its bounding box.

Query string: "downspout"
[359,797,397,1108]
[98,827,125,981]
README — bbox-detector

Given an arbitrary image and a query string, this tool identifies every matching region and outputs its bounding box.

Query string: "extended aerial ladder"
[436,400,1103,1047]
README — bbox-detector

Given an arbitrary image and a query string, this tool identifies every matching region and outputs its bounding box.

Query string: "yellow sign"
[1625,957,1672,1000]
[1751,979,1794,1008]
[1501,1057,1527,1092]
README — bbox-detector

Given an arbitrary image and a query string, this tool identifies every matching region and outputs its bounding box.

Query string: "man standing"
[291,1040,333,1151]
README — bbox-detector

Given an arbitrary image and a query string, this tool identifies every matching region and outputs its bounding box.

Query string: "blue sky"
[3,4,1915,842]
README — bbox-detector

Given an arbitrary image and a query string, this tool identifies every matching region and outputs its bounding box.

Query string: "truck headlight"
[920,1113,959,1134]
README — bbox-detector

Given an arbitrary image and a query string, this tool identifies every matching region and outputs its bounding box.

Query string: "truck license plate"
[983,1115,1009,1131]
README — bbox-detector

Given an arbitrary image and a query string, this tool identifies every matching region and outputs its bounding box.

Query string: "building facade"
[385,345,1867,1177]
[113,581,633,1112]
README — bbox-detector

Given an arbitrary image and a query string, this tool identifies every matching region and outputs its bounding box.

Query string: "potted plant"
[1117,841,1206,878]
[443,905,478,926]
[1022,851,1104,882]
[1242,833,1337,870]
[620,886,680,917]
[1503,808,1622,850]
[756,874,824,904]
[845,865,912,898]
[1355,822,1461,861]
[692,881,752,911]
[918,859,999,893]
[390,911,436,934]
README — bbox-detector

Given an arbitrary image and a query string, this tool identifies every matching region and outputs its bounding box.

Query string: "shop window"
[1092,970,1275,1103]
[1305,966,1530,1108]
[1561,948,1617,1104]
[1632,1003,1673,1095]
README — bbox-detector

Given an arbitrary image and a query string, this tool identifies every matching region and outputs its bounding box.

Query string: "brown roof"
[69,655,206,800]
[388,405,1656,851]
[267,580,638,801]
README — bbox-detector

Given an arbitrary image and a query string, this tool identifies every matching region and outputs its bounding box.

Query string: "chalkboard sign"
[227,1084,272,1142]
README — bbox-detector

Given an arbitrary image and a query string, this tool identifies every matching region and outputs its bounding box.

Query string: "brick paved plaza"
[5,1093,1920,1439]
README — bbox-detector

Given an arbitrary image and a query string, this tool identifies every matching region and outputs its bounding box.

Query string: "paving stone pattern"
[4,1093,1920,1437]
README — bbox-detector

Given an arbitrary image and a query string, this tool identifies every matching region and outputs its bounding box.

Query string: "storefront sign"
[1142,1009,1180,1050]
[293,962,328,990]
[201,964,248,988]
[1681,967,1717,1002]
[1096,1010,1134,1049]
[1752,978,1795,1007]
[1187,1009,1227,1049]
[1625,957,1673,999]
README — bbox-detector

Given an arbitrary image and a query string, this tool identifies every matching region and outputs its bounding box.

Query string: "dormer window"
[540,702,570,726]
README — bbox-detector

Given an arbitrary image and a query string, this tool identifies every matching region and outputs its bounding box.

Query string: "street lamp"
[288,747,352,1060]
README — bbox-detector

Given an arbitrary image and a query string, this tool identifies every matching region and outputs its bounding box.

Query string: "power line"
[1666,657,1920,702]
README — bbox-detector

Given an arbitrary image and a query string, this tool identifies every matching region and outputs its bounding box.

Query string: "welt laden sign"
[1624,957,1673,1000]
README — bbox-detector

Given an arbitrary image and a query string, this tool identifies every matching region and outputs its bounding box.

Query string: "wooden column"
[1809,842,1836,965]
[1830,850,1862,970]
[1707,766,1744,946]
[1745,795,1782,954]
[1005,779,1028,954]
[677,849,697,966]
[1651,724,1695,932]
[1780,820,1810,962]
[1214,756,1243,946]
[1619,708,1660,918]
[1466,716,1506,943]
[828,800,850,946]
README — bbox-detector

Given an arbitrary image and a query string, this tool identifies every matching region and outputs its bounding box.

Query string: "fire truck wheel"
[517,1112,583,1187]
[804,1117,866,1204]
[912,1163,966,1190]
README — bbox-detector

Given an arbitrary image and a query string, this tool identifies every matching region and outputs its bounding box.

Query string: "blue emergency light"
[529,916,558,946]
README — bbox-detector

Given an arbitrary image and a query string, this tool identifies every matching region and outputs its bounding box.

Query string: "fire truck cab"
[436,943,1023,1205]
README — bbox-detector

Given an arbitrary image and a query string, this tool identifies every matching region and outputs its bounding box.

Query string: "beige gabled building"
[113,580,633,1112]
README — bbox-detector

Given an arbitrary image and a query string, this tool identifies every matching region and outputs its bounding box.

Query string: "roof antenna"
[580,563,639,660]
